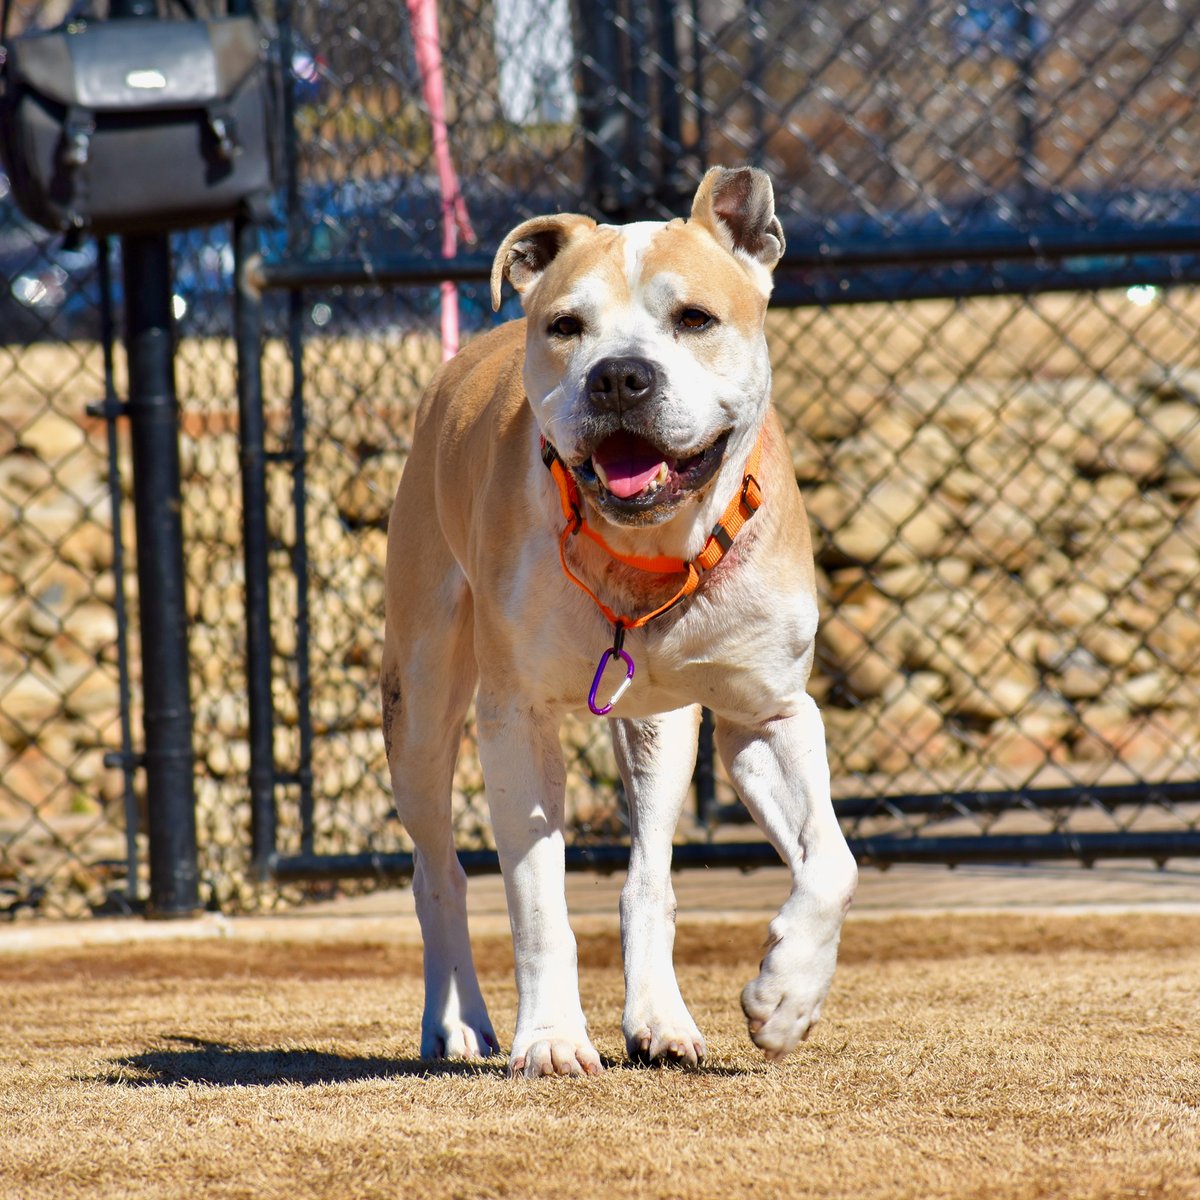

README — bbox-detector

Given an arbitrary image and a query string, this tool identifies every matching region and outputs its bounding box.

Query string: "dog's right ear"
[490,214,596,311]
[690,166,785,272]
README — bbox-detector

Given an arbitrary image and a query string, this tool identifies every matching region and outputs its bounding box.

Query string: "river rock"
[1062,378,1138,439]
[18,411,87,462]
[946,658,1040,720]
[1073,533,1145,595]
[62,603,116,653]
[1075,427,1169,481]
[1114,670,1172,710]
[1054,649,1108,699]
[64,666,117,717]
[336,452,406,527]
[819,601,900,700]
[1138,365,1200,404]
[1078,625,1144,669]
[831,477,951,564]
[1042,583,1109,628]
[1147,533,1199,586]
[959,497,1039,569]
[989,696,1074,769]
[1,671,62,739]
[1146,608,1200,671]
[787,387,878,441]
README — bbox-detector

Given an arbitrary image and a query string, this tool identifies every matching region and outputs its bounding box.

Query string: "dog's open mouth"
[573,429,730,517]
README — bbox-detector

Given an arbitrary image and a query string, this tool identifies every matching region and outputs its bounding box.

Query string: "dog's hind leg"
[611,705,708,1066]
[382,559,498,1062]
[715,695,858,1059]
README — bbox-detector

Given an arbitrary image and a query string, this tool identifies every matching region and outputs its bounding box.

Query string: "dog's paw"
[740,974,822,1060]
[740,928,838,1061]
[509,1031,603,1079]
[625,1020,707,1068]
[421,1018,501,1061]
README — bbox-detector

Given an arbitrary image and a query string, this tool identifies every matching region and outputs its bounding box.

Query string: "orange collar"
[540,430,765,635]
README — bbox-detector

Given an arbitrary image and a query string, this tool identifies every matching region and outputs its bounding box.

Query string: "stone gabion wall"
[0,344,128,917]
[181,333,627,907]
[4,287,1200,916]
[180,289,1200,897]
[781,292,1200,831]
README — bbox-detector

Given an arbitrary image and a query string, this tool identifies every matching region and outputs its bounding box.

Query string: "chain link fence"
[2,0,1198,915]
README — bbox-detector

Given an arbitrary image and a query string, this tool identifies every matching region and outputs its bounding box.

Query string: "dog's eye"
[678,308,714,331]
[548,315,582,337]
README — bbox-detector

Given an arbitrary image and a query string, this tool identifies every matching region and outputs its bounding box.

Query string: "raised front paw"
[509,1029,604,1078]
[421,1017,500,1061]
[741,973,823,1060]
[740,931,839,1061]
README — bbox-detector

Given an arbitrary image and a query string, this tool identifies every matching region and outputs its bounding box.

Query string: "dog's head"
[491,166,785,529]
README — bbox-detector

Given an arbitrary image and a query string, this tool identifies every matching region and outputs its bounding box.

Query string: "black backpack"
[0,0,280,235]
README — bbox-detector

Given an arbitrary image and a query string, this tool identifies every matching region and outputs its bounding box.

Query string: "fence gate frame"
[219,0,1200,893]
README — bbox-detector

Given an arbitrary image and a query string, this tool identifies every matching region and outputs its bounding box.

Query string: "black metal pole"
[227,0,277,881]
[276,0,317,855]
[112,0,200,917]
[626,0,652,212]
[575,0,626,219]
[653,0,687,210]
[121,232,201,918]
[234,216,277,880]
[120,229,201,917]
[269,828,1200,884]
[689,0,707,171]
[747,0,766,167]
[693,707,716,826]
[1013,0,1040,220]
[94,237,142,908]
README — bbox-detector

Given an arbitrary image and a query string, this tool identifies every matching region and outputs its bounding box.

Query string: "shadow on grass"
[99,1036,751,1086]
[100,1035,506,1087]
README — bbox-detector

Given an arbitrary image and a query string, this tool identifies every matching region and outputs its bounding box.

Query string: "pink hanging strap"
[405,0,475,360]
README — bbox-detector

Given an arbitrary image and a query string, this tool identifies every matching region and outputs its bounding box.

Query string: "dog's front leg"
[716,694,858,1059]
[477,694,603,1078]
[612,706,707,1066]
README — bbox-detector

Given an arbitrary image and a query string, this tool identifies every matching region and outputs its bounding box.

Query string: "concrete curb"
[3,899,1199,956]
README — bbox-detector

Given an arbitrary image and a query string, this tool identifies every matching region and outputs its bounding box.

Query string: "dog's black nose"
[586,356,658,413]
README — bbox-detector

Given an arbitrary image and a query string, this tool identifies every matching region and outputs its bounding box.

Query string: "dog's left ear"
[690,166,786,271]
[490,213,597,310]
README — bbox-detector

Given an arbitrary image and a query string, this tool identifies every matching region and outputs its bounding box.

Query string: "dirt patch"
[2,912,1198,1200]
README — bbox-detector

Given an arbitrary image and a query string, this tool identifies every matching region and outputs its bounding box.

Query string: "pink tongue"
[593,434,667,499]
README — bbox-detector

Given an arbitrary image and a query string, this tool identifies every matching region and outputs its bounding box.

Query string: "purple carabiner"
[588,646,635,716]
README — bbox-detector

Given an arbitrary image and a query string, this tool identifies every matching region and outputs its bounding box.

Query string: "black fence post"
[93,238,142,910]
[228,0,277,881]
[112,0,200,918]
[234,216,277,881]
[576,0,629,219]
[693,708,716,826]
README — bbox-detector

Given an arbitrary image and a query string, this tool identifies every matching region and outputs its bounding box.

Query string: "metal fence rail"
[1,0,1199,916]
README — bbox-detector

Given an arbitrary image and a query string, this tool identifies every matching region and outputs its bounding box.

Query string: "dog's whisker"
[540,410,575,449]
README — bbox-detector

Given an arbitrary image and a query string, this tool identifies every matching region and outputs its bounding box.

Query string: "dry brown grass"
[2,912,1198,1200]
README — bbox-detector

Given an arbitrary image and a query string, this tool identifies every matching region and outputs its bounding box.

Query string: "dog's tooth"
[593,458,611,490]
[655,462,669,486]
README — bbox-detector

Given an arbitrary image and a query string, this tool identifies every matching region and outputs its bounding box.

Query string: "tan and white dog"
[382,166,857,1078]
